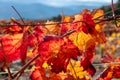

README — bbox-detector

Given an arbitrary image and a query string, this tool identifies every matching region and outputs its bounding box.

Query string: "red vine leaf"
[20,27,29,64]
[61,16,72,34]
[28,25,44,47]
[0,34,23,63]
[82,13,95,34]
[47,37,81,73]
[97,64,120,80]
[20,25,44,64]
[38,35,64,60]
[80,57,96,76]
[72,9,95,34]
[84,39,96,61]
[30,67,62,80]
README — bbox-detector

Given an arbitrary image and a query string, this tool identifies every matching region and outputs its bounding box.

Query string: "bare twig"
[61,29,76,37]
[12,53,40,78]
[11,6,25,25]
[111,0,118,28]
[95,15,120,24]
[15,72,23,80]
[0,70,30,75]
[111,0,115,18]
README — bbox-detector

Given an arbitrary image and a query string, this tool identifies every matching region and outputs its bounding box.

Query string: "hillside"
[101,0,120,16]
[0,1,98,20]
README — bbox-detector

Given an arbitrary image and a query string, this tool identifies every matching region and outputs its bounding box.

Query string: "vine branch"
[11,6,25,25]
[12,54,40,79]
[111,0,118,28]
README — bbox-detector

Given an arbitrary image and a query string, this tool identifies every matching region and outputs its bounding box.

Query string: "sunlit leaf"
[47,37,81,73]
[39,35,64,60]
[0,33,23,63]
[30,67,62,80]
[44,21,61,35]
[67,60,92,80]
[61,16,72,35]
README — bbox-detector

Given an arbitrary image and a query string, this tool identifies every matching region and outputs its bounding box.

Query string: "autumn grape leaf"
[97,64,120,80]
[112,65,120,78]
[20,25,44,64]
[28,25,44,47]
[61,16,72,34]
[39,36,81,73]
[3,18,23,33]
[0,33,23,63]
[30,67,45,80]
[38,35,64,60]
[92,9,106,43]
[44,21,61,35]
[30,66,62,80]
[68,31,96,76]
[82,13,95,34]
[91,24,106,43]
[33,25,44,43]
[20,27,29,64]
[84,39,96,61]
[79,36,96,76]
[47,53,69,73]
[93,9,104,20]
[47,37,81,73]
[72,9,95,34]
[69,31,95,52]
[3,25,22,34]
[61,37,81,60]
[80,57,96,76]
[67,60,92,80]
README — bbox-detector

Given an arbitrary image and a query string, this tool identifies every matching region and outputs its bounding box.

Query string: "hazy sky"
[1,0,118,7]
[0,0,118,19]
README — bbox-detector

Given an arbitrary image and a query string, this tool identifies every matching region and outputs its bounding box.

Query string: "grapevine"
[0,0,120,80]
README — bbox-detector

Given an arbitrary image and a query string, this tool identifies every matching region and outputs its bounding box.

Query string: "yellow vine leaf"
[93,9,104,20]
[62,16,71,22]
[69,31,94,51]
[42,61,51,69]
[67,59,92,80]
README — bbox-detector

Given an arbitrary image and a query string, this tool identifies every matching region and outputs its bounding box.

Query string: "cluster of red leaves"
[38,35,81,73]
[1,8,117,80]
[0,23,44,64]
[46,37,81,73]
[31,9,105,80]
